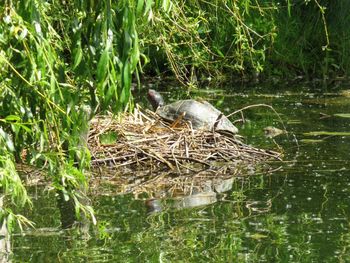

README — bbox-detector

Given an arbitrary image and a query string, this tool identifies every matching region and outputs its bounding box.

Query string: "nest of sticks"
[88,106,282,175]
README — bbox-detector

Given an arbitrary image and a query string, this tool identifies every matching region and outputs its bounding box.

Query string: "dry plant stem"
[227,104,287,133]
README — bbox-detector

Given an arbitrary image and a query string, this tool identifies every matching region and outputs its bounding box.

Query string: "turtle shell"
[156,99,238,134]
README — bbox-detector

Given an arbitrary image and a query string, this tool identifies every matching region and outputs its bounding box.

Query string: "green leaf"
[215,47,225,58]
[17,123,32,133]
[162,0,172,12]
[130,46,140,70]
[97,49,109,83]
[303,131,350,136]
[333,113,350,118]
[300,139,324,143]
[105,81,116,106]
[5,115,21,122]
[244,0,250,15]
[73,46,83,69]
[287,0,291,16]
[121,62,131,104]
[136,0,145,16]
[7,213,15,233]
[0,128,14,151]
[144,0,153,16]
[99,131,118,144]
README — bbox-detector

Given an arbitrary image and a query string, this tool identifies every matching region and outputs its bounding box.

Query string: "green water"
[9,85,350,262]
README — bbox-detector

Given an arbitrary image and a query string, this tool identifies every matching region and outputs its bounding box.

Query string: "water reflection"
[11,86,350,262]
[145,177,235,213]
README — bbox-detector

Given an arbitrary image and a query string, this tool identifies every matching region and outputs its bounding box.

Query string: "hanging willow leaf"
[0,128,15,151]
[161,0,171,12]
[120,62,131,104]
[144,0,153,16]
[73,46,83,69]
[106,79,117,106]
[136,0,145,16]
[97,49,109,83]
[130,34,140,70]
[287,0,291,16]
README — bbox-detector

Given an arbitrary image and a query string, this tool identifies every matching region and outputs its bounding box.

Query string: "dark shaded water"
[9,84,350,262]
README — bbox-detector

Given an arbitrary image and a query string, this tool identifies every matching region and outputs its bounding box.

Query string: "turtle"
[147,89,238,134]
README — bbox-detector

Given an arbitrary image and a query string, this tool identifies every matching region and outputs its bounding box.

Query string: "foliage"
[139,0,350,82]
[0,127,34,233]
[266,0,350,79]
[140,0,277,84]
[0,0,153,231]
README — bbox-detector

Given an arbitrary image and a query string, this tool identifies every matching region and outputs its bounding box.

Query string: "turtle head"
[147,89,165,110]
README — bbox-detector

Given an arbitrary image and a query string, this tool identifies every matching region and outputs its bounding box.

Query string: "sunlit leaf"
[144,0,153,16]
[333,113,350,118]
[300,139,324,143]
[0,128,14,151]
[7,213,15,233]
[250,233,268,240]
[121,62,131,104]
[17,124,32,133]
[105,81,116,106]
[100,131,119,145]
[287,0,291,16]
[73,46,83,69]
[5,115,21,121]
[97,49,109,82]
[136,0,145,16]
[303,131,350,136]
[162,0,173,12]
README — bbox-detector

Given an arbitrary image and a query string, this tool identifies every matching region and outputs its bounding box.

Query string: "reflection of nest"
[88,107,282,175]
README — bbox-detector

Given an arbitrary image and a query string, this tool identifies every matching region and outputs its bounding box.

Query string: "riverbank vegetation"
[1,0,349,231]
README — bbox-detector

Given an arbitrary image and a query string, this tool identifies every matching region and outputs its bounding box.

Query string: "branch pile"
[88,107,281,174]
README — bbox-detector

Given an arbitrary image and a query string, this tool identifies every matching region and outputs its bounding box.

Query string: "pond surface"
[9,83,350,262]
